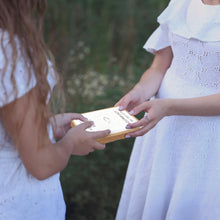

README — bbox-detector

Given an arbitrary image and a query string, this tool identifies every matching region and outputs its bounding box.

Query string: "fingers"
[90,129,111,139]
[114,100,121,107]
[115,96,130,111]
[127,114,149,129]
[86,143,106,153]
[129,102,149,116]
[127,124,154,137]
[144,114,150,122]
[86,129,110,152]
[70,113,87,122]
[85,131,109,153]
[81,125,110,148]
[76,122,110,141]
[126,114,155,137]
[77,121,94,130]
[94,143,106,151]
[59,113,87,127]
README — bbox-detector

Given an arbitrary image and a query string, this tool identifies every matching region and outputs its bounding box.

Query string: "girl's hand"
[115,85,146,112]
[60,121,111,156]
[53,113,87,139]
[126,98,170,137]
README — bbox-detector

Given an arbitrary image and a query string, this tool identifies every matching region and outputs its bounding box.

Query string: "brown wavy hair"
[0,0,63,142]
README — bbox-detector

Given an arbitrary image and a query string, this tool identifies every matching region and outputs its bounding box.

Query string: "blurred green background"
[45,0,169,219]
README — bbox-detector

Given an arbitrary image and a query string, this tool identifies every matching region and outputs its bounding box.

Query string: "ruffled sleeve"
[0,32,37,107]
[143,0,176,54]
[143,24,171,54]
[157,0,220,42]
[143,0,220,54]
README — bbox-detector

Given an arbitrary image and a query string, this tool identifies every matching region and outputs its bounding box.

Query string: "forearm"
[135,67,166,100]
[125,93,220,138]
[134,47,173,100]
[167,93,220,116]
[20,140,72,180]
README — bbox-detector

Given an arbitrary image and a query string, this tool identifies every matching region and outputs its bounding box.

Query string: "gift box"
[71,106,141,144]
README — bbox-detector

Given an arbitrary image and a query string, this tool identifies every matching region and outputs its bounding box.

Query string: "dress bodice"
[170,34,220,90]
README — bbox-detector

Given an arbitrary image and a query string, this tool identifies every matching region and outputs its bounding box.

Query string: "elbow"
[33,173,50,181]
[31,171,52,181]
[27,167,56,181]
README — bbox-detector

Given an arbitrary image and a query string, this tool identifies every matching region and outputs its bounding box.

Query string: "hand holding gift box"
[71,107,141,144]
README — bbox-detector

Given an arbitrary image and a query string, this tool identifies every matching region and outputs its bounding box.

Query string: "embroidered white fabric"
[157,0,220,42]
[0,30,66,219]
[116,0,220,219]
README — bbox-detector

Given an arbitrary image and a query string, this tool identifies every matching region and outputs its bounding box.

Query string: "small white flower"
[78,41,84,47]
[84,47,90,54]
[69,49,75,56]
[78,53,85,60]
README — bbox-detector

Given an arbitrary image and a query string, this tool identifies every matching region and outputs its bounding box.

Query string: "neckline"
[200,0,220,6]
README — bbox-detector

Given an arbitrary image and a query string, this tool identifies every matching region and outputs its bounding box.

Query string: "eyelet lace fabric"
[158,34,220,99]
[0,29,65,219]
[116,1,220,219]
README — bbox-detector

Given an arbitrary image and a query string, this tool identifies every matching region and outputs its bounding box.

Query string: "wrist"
[133,83,144,93]
[134,83,150,100]
[163,98,174,117]
[55,138,72,162]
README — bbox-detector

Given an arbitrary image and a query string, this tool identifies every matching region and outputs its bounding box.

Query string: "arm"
[167,94,220,116]
[0,86,110,180]
[135,46,173,100]
[115,46,173,111]
[126,90,220,138]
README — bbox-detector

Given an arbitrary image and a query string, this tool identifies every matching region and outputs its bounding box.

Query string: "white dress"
[116,0,220,219]
[0,31,66,219]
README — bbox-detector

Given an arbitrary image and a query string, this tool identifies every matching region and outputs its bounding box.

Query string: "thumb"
[78,121,94,130]
[115,97,130,111]
[71,113,88,122]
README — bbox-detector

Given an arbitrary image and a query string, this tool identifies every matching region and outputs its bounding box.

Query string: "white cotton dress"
[116,0,220,219]
[0,31,66,219]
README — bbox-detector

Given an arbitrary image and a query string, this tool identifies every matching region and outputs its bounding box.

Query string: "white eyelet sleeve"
[0,32,36,107]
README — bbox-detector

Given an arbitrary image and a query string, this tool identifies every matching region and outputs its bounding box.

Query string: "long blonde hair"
[0,0,63,142]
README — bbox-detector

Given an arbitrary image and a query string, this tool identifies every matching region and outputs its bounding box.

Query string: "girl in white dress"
[0,1,110,219]
[115,0,220,219]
